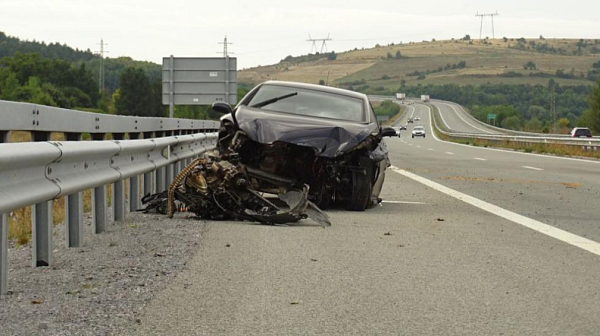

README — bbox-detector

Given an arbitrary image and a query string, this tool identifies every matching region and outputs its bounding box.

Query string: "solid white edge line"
[421,104,600,165]
[445,152,454,155]
[523,166,544,171]
[391,166,600,257]
[382,200,427,205]
[474,158,487,161]
[438,102,495,134]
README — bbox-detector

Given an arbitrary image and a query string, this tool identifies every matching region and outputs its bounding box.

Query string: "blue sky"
[1,0,599,68]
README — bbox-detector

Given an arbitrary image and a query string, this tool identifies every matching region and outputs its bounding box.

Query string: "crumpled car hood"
[233,106,379,158]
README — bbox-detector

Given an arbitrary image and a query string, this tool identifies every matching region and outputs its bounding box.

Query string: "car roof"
[262,81,367,100]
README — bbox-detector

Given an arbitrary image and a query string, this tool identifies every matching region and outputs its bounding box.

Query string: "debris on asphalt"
[141,156,331,227]
[436,218,445,222]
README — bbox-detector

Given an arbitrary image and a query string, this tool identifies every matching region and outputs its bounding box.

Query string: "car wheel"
[412,135,414,138]
[345,157,373,211]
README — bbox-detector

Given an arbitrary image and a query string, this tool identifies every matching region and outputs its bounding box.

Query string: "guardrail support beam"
[113,180,125,222]
[130,175,140,212]
[166,164,174,187]
[144,172,153,197]
[65,133,84,248]
[66,192,84,248]
[156,167,166,193]
[32,201,53,267]
[1,213,8,294]
[93,186,107,233]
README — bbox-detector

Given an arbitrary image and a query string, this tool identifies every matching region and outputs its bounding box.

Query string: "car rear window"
[247,85,365,122]
[575,129,592,136]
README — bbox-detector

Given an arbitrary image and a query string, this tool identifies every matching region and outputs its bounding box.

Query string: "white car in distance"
[412,125,426,138]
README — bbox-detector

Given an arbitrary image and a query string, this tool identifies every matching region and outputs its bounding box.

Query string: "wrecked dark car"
[142,81,396,225]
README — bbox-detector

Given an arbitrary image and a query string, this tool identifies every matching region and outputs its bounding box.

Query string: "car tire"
[345,157,373,211]
[412,135,414,138]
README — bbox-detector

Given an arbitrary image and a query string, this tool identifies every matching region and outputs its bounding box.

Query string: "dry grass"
[239,38,599,87]
[430,104,600,160]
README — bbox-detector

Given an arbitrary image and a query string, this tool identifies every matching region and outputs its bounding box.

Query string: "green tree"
[501,115,521,130]
[318,79,325,85]
[578,76,600,133]
[395,50,402,59]
[115,67,152,116]
[523,61,537,70]
[524,117,542,131]
[327,51,337,60]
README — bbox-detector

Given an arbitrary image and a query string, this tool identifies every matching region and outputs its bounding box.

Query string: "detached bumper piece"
[141,157,330,227]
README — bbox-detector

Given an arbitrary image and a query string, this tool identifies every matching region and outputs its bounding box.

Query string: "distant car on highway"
[412,125,426,138]
[570,127,592,138]
[415,117,420,121]
[407,118,414,123]
[399,124,407,131]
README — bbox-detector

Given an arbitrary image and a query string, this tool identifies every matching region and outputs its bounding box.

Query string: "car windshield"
[246,85,365,122]
[414,126,424,130]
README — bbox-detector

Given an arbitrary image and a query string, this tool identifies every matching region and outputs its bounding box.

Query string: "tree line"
[342,80,600,133]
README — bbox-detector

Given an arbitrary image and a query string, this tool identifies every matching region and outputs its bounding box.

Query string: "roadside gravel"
[0,210,205,336]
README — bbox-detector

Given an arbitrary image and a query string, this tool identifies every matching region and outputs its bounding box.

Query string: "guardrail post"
[31,131,53,267]
[130,175,140,212]
[143,132,154,197]
[1,213,8,294]
[32,200,53,267]
[113,180,125,222]
[91,133,107,233]
[65,133,84,248]
[93,186,107,233]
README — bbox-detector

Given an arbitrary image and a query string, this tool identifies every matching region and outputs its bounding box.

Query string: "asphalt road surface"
[130,103,600,335]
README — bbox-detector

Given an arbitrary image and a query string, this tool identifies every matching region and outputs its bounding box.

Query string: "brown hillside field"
[238,38,600,88]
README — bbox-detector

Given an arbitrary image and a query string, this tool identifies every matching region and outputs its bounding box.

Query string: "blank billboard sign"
[162,56,237,107]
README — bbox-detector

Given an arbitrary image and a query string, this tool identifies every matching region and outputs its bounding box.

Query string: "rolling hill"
[239,37,600,88]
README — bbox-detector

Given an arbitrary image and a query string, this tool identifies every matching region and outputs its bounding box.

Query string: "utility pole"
[95,39,109,93]
[218,36,234,57]
[307,34,332,53]
[475,11,499,40]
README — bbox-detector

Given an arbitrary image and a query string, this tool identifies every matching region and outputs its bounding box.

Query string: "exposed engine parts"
[141,153,331,227]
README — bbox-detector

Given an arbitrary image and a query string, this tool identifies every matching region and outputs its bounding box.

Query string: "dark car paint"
[221,81,392,208]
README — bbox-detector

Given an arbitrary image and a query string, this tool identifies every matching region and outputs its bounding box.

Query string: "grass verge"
[429,105,600,160]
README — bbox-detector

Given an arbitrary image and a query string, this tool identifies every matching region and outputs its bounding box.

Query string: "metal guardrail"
[0,100,220,294]
[428,104,600,151]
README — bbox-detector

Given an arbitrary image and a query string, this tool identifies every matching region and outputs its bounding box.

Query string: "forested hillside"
[0,31,166,116]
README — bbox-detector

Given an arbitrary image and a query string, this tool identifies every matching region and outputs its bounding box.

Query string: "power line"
[218,36,234,57]
[307,34,332,53]
[475,11,499,40]
[95,39,109,93]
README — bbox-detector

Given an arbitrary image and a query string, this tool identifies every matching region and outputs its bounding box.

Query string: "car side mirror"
[381,127,397,137]
[211,102,233,115]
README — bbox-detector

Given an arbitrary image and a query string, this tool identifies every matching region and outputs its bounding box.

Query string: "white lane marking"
[416,145,421,148]
[428,148,434,151]
[523,166,544,171]
[382,200,427,205]
[436,105,452,130]
[474,157,487,161]
[421,104,600,165]
[438,102,495,134]
[446,152,454,155]
[391,166,600,257]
